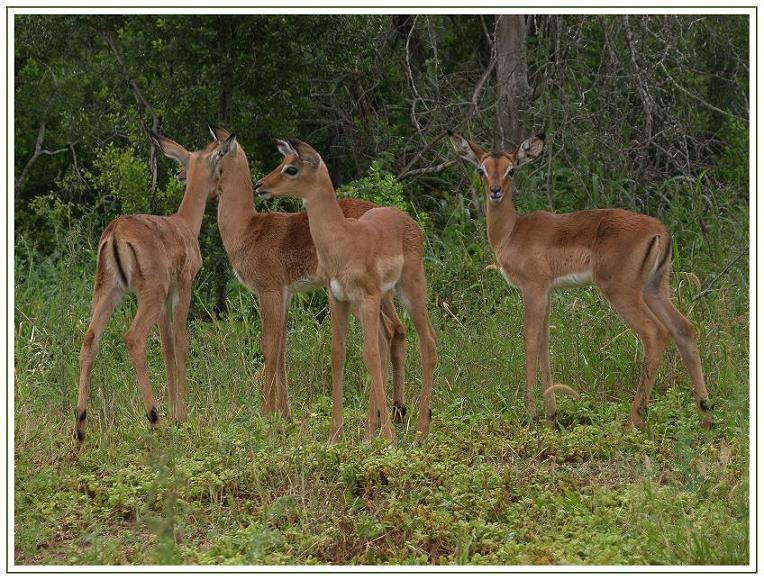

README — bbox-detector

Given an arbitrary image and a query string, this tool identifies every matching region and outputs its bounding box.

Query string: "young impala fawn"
[206,125,408,422]
[74,130,236,442]
[255,139,437,442]
[449,131,712,430]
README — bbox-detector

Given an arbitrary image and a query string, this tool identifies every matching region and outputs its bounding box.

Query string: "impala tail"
[543,383,580,399]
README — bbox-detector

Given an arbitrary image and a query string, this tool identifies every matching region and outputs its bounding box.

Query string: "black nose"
[490,185,501,193]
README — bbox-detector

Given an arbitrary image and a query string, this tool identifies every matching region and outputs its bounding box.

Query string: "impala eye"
[284,166,299,176]
[507,167,515,177]
[477,167,485,177]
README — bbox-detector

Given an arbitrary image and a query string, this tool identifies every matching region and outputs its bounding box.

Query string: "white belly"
[552,270,593,288]
[290,276,323,293]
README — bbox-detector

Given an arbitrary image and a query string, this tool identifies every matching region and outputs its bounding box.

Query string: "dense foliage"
[14,14,749,565]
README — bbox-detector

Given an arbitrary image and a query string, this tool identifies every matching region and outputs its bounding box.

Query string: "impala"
[448,130,712,430]
[255,139,437,442]
[75,130,236,442]
[207,126,408,422]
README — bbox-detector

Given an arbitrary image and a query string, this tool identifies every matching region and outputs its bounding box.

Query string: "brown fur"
[255,139,437,442]
[450,131,711,430]
[75,132,231,443]
[210,126,407,420]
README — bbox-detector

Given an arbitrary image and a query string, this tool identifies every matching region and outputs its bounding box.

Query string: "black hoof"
[74,429,85,443]
[146,406,158,425]
[392,401,407,423]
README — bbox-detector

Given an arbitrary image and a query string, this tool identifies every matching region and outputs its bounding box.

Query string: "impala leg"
[360,296,395,442]
[601,285,669,428]
[275,291,292,420]
[75,284,123,442]
[537,293,557,425]
[328,295,350,442]
[399,274,437,441]
[381,292,408,423]
[158,299,177,421]
[258,291,283,416]
[645,274,712,429]
[171,285,192,423]
[124,293,165,427]
[377,311,392,399]
[521,287,548,421]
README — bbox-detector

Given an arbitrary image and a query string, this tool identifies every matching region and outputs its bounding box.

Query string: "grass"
[13,204,750,566]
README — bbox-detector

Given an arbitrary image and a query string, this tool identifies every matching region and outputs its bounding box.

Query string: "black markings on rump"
[126,241,142,279]
[111,238,128,288]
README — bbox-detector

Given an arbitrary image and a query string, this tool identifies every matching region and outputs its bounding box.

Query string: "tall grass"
[13,187,749,565]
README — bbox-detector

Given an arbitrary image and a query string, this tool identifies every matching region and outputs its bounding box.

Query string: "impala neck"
[485,195,519,251]
[302,168,347,263]
[217,152,258,250]
[175,178,209,238]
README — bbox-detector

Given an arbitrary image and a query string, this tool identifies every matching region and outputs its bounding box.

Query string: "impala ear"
[219,133,237,157]
[447,130,484,168]
[276,139,297,157]
[151,131,190,167]
[290,139,321,167]
[515,133,545,167]
[209,123,231,142]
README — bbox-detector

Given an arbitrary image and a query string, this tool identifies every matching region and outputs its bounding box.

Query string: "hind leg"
[158,299,178,421]
[398,268,437,440]
[76,284,124,442]
[124,291,165,427]
[645,273,712,429]
[381,292,408,423]
[599,283,669,428]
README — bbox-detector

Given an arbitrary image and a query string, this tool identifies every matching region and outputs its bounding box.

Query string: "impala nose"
[255,181,272,199]
[490,185,501,194]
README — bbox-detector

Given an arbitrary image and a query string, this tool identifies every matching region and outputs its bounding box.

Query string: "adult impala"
[208,126,408,422]
[75,130,236,442]
[448,130,712,430]
[255,139,437,442]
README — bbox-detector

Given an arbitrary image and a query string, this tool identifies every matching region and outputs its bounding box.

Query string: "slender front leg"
[171,285,192,423]
[275,291,292,419]
[258,291,283,416]
[537,292,557,425]
[360,296,395,442]
[328,295,350,442]
[521,286,548,421]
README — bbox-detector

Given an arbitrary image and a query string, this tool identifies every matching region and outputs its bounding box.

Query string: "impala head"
[152,128,239,200]
[448,131,545,204]
[254,139,327,201]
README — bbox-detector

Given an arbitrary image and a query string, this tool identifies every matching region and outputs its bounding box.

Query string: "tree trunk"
[213,16,237,320]
[495,15,531,150]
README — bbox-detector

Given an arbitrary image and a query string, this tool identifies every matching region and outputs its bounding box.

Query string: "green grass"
[13,211,750,566]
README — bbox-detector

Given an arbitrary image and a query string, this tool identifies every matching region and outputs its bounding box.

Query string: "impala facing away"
[207,126,408,423]
[448,131,712,430]
[255,139,437,442]
[75,130,235,442]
